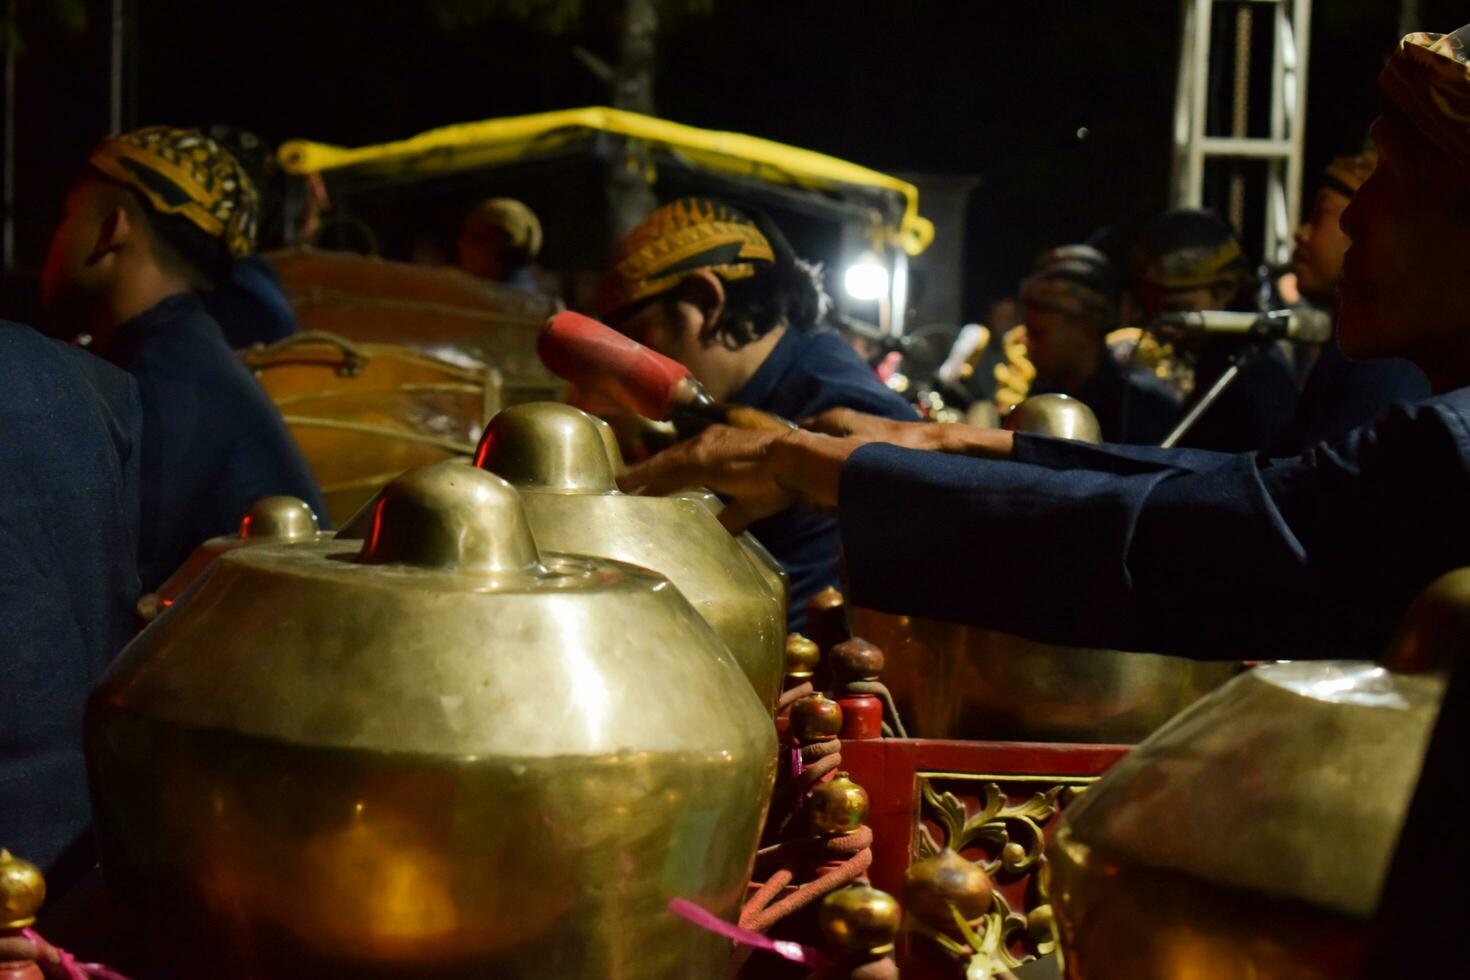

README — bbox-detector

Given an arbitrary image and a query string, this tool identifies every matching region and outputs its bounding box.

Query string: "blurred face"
[1339,116,1470,370]
[41,180,115,324]
[458,228,507,281]
[609,293,707,368]
[1291,188,1352,304]
[1023,304,1097,387]
[1136,280,1233,320]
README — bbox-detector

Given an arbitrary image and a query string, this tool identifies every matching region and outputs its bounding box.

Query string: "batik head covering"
[597,197,777,318]
[1021,256,1116,322]
[1379,25,1470,174]
[1323,141,1379,199]
[1130,208,1251,293]
[463,197,543,260]
[89,126,258,259]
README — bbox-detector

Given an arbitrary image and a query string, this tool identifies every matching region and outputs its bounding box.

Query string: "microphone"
[1152,307,1333,344]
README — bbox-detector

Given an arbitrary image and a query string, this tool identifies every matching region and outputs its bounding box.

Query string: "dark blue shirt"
[840,391,1470,661]
[1177,340,1299,452]
[103,293,328,592]
[1271,339,1430,454]
[1033,350,1181,445]
[0,324,140,883]
[727,328,917,631]
[203,255,301,350]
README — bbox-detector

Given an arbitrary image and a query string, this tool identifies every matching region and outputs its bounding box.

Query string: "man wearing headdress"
[459,197,547,296]
[1270,143,1429,452]
[619,26,1470,663]
[1129,208,1299,452]
[597,197,916,630]
[41,126,327,592]
[1021,245,1178,444]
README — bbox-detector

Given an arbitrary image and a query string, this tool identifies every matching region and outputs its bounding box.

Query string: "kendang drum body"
[850,393,1234,743]
[474,402,786,708]
[266,247,559,404]
[85,462,776,979]
[242,332,497,525]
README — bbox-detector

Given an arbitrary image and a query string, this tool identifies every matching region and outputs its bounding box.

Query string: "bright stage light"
[843,254,889,301]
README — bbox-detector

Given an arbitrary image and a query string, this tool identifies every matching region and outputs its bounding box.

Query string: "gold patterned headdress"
[89,125,259,259]
[1379,26,1470,173]
[1132,209,1250,293]
[1323,142,1379,198]
[597,197,777,317]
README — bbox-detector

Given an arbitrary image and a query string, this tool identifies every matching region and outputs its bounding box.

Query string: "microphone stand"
[1159,343,1262,448]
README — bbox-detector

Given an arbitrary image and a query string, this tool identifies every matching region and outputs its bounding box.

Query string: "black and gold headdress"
[597,197,776,317]
[89,125,259,259]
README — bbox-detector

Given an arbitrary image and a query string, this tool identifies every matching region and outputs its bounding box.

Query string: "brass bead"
[830,637,884,683]
[789,693,843,744]
[1009,393,1103,444]
[820,885,901,959]
[807,772,869,835]
[784,633,821,680]
[0,849,45,929]
[808,585,845,616]
[239,495,319,540]
[903,848,993,929]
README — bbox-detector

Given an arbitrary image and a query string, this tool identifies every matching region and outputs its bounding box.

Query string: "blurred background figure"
[1021,244,1178,443]
[1130,207,1298,451]
[1271,142,1429,452]
[201,125,303,349]
[458,196,547,296]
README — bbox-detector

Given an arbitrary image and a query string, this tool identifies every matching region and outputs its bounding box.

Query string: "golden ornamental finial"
[0,849,46,929]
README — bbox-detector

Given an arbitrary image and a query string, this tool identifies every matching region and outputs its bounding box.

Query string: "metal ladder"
[1170,0,1313,267]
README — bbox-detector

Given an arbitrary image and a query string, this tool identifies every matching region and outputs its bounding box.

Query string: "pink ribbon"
[666,898,831,970]
[20,929,134,980]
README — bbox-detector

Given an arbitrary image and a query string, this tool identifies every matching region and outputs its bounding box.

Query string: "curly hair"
[706,257,831,349]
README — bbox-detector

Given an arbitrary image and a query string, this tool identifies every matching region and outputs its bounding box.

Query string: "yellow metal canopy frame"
[278,106,933,256]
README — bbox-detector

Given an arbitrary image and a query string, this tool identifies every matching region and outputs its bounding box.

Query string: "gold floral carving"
[911,774,1093,975]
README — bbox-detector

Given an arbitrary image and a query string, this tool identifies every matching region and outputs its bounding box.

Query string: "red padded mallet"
[538,311,794,433]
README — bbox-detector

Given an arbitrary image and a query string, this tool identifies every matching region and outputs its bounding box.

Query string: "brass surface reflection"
[87,463,776,979]
[477,403,786,707]
[850,609,1237,743]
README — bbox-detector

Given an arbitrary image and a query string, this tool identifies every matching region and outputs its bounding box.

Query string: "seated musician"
[41,126,327,591]
[1130,208,1299,452]
[0,323,140,892]
[1021,246,1179,444]
[1270,142,1430,452]
[597,197,917,631]
[459,197,547,296]
[617,26,1470,663]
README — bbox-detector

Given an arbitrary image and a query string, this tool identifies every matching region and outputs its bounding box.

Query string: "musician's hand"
[800,408,936,449]
[617,426,862,533]
[803,408,1015,460]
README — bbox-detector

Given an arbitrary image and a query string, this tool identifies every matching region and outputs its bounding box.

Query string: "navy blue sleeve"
[1010,432,1241,475]
[0,326,140,883]
[839,398,1470,660]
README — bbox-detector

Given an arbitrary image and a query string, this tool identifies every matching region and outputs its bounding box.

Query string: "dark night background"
[2,0,1464,325]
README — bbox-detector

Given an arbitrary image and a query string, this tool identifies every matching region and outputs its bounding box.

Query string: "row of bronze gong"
[1,400,1447,979]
